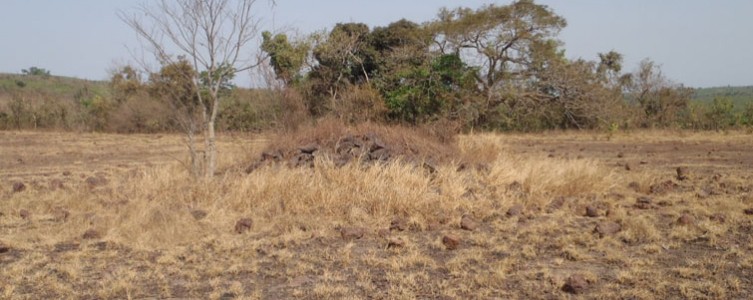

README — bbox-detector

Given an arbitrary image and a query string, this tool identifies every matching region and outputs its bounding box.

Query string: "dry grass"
[1,129,752,298]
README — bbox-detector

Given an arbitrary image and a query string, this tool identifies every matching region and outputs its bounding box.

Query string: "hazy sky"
[1,1,751,88]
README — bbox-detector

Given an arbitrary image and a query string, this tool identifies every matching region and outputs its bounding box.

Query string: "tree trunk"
[205,118,217,179]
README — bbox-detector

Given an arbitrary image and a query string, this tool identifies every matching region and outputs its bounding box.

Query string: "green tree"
[21,66,51,77]
[261,31,310,84]
[706,97,736,129]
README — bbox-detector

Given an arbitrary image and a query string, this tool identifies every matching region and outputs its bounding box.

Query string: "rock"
[677,214,695,226]
[650,180,678,195]
[507,204,524,217]
[12,182,26,193]
[744,208,753,215]
[442,234,460,250]
[595,222,621,237]
[546,196,566,213]
[220,292,236,300]
[634,196,653,209]
[377,228,390,238]
[507,181,524,193]
[62,171,72,176]
[85,176,108,188]
[298,143,319,154]
[387,237,405,249]
[52,207,70,222]
[49,179,65,190]
[617,152,624,158]
[0,243,9,254]
[696,188,711,199]
[624,163,632,171]
[585,206,599,218]
[191,210,208,221]
[676,167,689,181]
[340,227,365,240]
[460,214,478,231]
[627,181,640,191]
[234,218,253,234]
[390,217,407,232]
[82,229,101,240]
[19,209,30,219]
[709,213,726,223]
[562,274,589,294]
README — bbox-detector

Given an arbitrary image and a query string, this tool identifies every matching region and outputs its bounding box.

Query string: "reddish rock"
[340,227,365,240]
[85,176,108,188]
[627,181,640,192]
[710,213,726,223]
[585,206,599,218]
[234,218,253,234]
[624,163,632,171]
[460,214,478,231]
[744,208,753,215]
[52,207,70,222]
[617,152,625,158]
[19,209,30,219]
[634,196,653,209]
[677,214,695,226]
[377,228,390,238]
[62,171,72,176]
[562,274,589,294]
[82,229,101,240]
[546,196,566,213]
[0,242,9,253]
[442,234,460,250]
[12,182,26,193]
[595,222,621,237]
[190,210,208,221]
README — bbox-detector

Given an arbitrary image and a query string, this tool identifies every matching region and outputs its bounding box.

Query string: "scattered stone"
[507,204,524,217]
[234,218,253,234]
[0,243,9,254]
[82,229,101,239]
[709,213,726,223]
[219,292,237,300]
[634,196,653,209]
[676,167,689,181]
[677,214,695,226]
[390,217,407,232]
[387,237,405,249]
[562,274,589,294]
[460,214,479,231]
[62,171,72,176]
[624,163,632,171]
[49,179,64,190]
[650,180,678,194]
[507,181,524,193]
[442,234,460,250]
[52,207,70,222]
[617,152,624,158]
[744,208,753,216]
[340,227,365,240]
[298,143,319,154]
[585,206,599,218]
[696,188,711,199]
[377,228,390,238]
[190,210,208,221]
[19,209,30,219]
[547,196,567,213]
[595,222,621,237]
[85,176,108,188]
[12,182,26,193]
[627,181,640,191]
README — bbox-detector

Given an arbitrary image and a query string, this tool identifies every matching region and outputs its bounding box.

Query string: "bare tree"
[119,0,264,178]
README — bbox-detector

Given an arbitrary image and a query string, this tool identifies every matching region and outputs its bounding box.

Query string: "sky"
[1,0,751,88]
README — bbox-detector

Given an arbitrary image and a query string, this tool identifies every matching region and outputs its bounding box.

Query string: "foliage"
[21,66,51,77]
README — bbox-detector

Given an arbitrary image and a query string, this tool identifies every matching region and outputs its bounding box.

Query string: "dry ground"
[1,129,753,299]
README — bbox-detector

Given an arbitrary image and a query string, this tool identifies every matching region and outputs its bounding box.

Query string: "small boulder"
[191,210,208,221]
[634,196,653,209]
[585,206,599,218]
[12,182,26,193]
[595,222,621,237]
[627,181,640,192]
[389,217,407,232]
[677,214,695,226]
[387,237,405,249]
[234,218,253,234]
[340,227,365,240]
[82,229,101,240]
[19,209,30,219]
[0,242,9,254]
[52,207,70,222]
[298,143,319,154]
[676,167,689,181]
[562,274,589,294]
[85,176,108,188]
[442,234,460,250]
[49,179,65,190]
[709,213,726,223]
[744,208,753,216]
[460,214,478,231]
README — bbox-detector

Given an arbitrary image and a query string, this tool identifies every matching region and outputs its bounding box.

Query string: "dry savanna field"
[2,127,753,299]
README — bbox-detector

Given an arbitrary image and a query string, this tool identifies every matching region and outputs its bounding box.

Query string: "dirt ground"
[1,130,753,299]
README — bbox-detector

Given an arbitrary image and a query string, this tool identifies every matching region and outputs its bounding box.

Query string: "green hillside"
[0,73,109,101]
[692,86,753,111]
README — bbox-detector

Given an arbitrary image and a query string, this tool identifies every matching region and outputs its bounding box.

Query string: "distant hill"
[0,73,109,102]
[692,86,753,111]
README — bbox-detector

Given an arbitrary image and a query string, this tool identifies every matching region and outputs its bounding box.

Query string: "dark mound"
[245,121,460,173]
